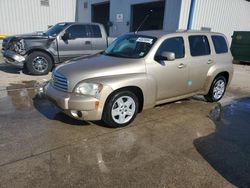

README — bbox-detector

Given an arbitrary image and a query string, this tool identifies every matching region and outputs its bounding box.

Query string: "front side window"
[104,34,157,59]
[156,37,185,59]
[65,25,88,39]
[189,35,211,56]
[212,35,228,54]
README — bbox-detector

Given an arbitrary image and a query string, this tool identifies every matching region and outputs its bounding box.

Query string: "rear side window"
[66,25,88,39]
[189,35,210,56]
[89,25,102,38]
[212,35,228,54]
[156,37,185,59]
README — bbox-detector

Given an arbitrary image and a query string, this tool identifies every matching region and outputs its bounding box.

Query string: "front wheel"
[26,51,53,75]
[102,90,139,128]
[204,76,227,102]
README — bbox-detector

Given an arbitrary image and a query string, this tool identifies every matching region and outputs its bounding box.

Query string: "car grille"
[52,71,68,92]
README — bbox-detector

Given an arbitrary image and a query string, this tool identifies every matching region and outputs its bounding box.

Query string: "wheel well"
[216,71,229,84]
[27,49,55,64]
[106,86,144,113]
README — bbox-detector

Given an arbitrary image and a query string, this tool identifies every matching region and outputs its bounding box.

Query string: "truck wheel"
[204,76,227,102]
[26,51,53,75]
[102,90,139,128]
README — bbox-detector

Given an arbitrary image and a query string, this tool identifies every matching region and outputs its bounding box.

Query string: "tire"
[102,90,139,128]
[204,76,227,102]
[26,51,53,75]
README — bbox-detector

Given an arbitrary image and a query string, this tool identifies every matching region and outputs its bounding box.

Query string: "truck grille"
[52,71,68,92]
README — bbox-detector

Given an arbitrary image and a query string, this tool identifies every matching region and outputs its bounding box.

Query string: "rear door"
[187,35,213,93]
[57,24,93,62]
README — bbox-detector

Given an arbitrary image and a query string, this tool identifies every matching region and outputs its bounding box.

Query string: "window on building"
[212,35,228,54]
[156,37,185,59]
[40,0,49,6]
[189,35,211,56]
[66,25,88,39]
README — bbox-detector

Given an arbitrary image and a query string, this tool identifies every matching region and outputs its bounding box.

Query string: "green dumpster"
[231,31,250,63]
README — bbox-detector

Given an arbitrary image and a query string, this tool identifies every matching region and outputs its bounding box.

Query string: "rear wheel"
[102,90,139,128]
[205,76,227,102]
[26,51,53,75]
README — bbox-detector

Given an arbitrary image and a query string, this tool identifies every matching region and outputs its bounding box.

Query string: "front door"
[57,24,93,62]
[147,37,189,101]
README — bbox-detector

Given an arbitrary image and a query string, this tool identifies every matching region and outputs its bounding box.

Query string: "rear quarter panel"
[205,33,233,93]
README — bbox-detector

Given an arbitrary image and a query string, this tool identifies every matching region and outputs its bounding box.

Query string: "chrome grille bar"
[52,71,68,92]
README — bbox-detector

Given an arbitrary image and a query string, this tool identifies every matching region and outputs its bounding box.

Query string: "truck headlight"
[75,83,103,97]
[9,39,25,54]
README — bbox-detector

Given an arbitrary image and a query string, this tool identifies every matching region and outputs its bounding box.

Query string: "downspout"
[187,0,196,30]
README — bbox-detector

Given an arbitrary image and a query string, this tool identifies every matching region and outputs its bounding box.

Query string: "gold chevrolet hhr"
[45,31,233,128]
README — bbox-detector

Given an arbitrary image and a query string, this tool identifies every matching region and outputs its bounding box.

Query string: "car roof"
[134,30,224,38]
[57,22,102,26]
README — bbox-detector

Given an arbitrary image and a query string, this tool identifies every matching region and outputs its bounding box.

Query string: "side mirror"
[155,51,175,61]
[61,32,70,41]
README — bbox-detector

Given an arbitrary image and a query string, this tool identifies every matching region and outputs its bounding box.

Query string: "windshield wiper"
[103,52,121,57]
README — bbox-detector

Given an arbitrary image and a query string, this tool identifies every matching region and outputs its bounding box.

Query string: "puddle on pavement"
[194,97,250,187]
[0,80,48,113]
[0,80,88,125]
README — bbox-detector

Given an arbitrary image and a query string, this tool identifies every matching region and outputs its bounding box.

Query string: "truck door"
[57,24,93,62]
[88,24,107,54]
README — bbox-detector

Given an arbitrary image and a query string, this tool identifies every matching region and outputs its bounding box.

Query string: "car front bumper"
[2,50,26,67]
[45,82,109,121]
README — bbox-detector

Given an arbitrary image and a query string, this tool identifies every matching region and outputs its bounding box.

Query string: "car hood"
[6,32,49,40]
[55,54,146,92]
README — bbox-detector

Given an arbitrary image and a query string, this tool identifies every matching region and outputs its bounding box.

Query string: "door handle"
[207,59,213,64]
[178,63,186,68]
[85,41,91,45]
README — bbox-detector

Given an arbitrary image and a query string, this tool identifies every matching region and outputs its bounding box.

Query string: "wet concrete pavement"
[195,97,250,187]
[1,84,249,187]
[0,58,250,187]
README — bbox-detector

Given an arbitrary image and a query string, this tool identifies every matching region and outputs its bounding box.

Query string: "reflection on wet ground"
[0,81,46,114]
[194,97,250,187]
[0,84,249,187]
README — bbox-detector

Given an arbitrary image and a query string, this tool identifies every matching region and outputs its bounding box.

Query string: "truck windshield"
[104,34,157,59]
[45,23,69,37]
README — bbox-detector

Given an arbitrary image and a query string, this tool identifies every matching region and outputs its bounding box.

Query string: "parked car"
[2,22,115,75]
[231,31,250,63]
[45,31,233,128]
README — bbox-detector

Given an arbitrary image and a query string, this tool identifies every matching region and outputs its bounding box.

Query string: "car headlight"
[75,83,103,97]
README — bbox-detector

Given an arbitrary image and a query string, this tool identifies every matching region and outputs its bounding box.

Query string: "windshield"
[104,34,157,59]
[45,23,69,37]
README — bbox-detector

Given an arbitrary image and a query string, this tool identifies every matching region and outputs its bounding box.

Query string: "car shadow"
[194,97,250,187]
[33,94,90,126]
[233,61,250,66]
[0,62,30,75]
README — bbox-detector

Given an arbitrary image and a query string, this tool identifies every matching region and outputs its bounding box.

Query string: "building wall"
[0,0,76,35]
[109,0,164,36]
[179,0,250,43]
[77,0,170,37]
[163,0,182,32]
[76,0,109,23]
